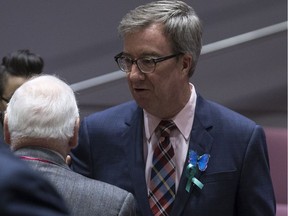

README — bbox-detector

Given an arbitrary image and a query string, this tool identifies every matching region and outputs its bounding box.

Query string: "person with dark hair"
[1,49,43,76]
[71,1,276,216]
[0,49,43,147]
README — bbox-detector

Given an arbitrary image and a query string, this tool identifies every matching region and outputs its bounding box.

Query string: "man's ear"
[68,117,79,149]
[181,53,193,75]
[3,114,11,145]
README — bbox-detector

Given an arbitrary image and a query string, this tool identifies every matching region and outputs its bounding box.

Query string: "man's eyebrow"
[122,52,160,58]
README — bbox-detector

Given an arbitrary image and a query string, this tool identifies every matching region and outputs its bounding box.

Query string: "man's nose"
[128,63,145,80]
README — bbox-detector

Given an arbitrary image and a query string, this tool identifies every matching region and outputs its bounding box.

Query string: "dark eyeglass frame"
[1,97,10,103]
[114,52,182,74]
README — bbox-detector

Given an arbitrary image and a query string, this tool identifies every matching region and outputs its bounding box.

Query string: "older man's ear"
[66,117,80,165]
[68,117,79,149]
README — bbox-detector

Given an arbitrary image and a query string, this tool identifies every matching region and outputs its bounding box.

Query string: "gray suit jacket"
[14,147,136,216]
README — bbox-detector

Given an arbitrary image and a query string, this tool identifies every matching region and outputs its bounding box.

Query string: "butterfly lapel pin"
[185,150,210,192]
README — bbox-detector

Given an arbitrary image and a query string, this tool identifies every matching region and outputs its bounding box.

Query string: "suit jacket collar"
[124,105,154,216]
[14,146,69,170]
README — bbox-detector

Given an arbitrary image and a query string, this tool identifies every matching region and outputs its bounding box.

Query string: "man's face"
[123,23,191,118]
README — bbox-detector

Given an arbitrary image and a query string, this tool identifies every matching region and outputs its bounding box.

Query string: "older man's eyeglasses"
[1,97,10,104]
[114,52,182,74]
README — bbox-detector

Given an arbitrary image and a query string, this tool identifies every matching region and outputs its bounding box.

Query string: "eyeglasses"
[114,52,182,74]
[1,97,10,103]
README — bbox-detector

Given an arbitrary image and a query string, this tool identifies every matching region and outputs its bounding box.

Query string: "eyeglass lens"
[1,97,9,103]
[118,57,155,73]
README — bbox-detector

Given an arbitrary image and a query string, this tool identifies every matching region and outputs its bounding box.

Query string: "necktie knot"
[157,120,176,137]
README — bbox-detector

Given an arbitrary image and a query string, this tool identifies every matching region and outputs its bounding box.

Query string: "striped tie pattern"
[149,120,176,216]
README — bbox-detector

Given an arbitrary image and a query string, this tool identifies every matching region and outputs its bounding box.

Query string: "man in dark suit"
[71,1,276,215]
[0,145,69,216]
[5,75,136,216]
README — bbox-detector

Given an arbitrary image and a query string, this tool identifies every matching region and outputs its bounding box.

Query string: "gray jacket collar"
[14,146,69,170]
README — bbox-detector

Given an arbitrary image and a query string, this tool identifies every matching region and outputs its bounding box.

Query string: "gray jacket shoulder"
[29,160,136,216]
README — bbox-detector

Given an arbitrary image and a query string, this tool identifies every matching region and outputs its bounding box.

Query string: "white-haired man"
[4,74,136,216]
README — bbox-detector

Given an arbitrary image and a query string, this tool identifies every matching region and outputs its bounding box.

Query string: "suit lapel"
[124,105,153,216]
[171,95,214,216]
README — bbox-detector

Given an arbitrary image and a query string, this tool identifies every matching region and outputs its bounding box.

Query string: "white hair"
[6,74,79,142]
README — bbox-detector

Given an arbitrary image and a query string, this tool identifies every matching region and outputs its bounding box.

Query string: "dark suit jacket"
[0,146,69,216]
[14,147,136,216]
[0,123,8,149]
[71,95,276,216]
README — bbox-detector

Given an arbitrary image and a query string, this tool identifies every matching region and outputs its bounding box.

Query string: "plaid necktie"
[148,120,176,216]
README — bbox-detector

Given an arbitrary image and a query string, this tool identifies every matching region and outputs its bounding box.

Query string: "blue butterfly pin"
[188,150,210,171]
[186,150,210,192]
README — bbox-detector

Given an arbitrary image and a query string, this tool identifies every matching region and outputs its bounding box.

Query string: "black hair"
[1,49,44,76]
[0,49,44,97]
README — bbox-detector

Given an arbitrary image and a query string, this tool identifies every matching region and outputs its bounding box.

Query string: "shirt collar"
[144,83,197,141]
